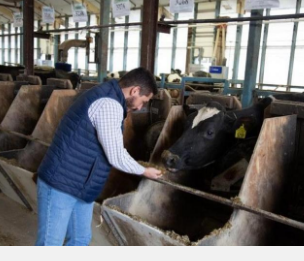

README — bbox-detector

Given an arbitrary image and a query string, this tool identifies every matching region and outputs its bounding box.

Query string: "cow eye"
[207,129,214,136]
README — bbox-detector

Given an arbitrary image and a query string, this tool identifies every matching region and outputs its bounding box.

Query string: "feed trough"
[101,105,297,245]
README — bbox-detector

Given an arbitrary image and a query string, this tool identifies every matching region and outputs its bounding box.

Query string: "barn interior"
[1,0,304,247]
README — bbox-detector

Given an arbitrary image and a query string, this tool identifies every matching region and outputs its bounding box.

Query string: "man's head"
[119,67,158,112]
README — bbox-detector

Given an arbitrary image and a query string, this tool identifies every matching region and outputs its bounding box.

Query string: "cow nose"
[161,150,179,167]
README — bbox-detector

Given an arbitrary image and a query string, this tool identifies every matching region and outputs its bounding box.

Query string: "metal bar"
[37,20,41,60]
[161,13,304,25]
[171,13,178,70]
[0,126,50,147]
[258,82,304,89]
[154,31,159,74]
[123,16,129,71]
[0,164,33,211]
[23,0,34,75]
[43,22,142,34]
[259,9,271,86]
[242,10,263,108]
[54,35,59,64]
[147,177,304,232]
[140,0,159,73]
[8,23,11,64]
[85,15,90,75]
[102,210,127,246]
[20,24,23,65]
[98,0,110,82]
[74,22,79,70]
[191,3,198,64]
[15,26,18,63]
[185,27,193,74]
[138,6,143,67]
[232,14,243,81]
[36,13,304,35]
[287,0,302,90]
[0,3,21,10]
[109,17,115,72]
[1,25,4,64]
[65,16,69,41]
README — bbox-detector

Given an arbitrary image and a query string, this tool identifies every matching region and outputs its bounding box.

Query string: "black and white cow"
[162,94,304,172]
[166,69,183,83]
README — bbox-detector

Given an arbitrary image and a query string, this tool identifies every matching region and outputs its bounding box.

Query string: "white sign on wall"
[42,6,55,24]
[13,12,23,27]
[72,3,88,23]
[245,0,280,10]
[220,0,238,15]
[170,0,194,13]
[112,0,130,18]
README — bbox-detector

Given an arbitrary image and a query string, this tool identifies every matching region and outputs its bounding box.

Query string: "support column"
[37,20,41,60]
[123,16,129,71]
[140,0,159,74]
[171,13,178,70]
[109,17,115,72]
[287,0,302,90]
[74,22,79,70]
[8,23,11,64]
[258,9,270,87]
[85,15,90,75]
[1,25,4,64]
[23,0,34,75]
[98,0,110,82]
[15,26,18,63]
[54,35,60,64]
[138,6,143,67]
[232,14,243,81]
[242,10,263,108]
[191,3,198,64]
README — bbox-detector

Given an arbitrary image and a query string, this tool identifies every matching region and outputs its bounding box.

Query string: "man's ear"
[130,86,141,96]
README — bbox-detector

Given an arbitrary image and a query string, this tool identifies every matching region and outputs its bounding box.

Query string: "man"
[36,67,162,246]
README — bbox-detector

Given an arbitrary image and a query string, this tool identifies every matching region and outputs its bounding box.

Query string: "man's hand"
[143,167,162,179]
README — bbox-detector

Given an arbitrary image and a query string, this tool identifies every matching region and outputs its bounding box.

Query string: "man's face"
[126,87,153,112]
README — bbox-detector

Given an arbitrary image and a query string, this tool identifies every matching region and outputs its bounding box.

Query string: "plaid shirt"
[88,98,145,175]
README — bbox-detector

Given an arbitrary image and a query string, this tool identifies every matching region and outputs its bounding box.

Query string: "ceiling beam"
[0,6,13,20]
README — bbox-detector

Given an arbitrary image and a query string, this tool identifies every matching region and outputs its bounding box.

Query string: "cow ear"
[183,104,197,116]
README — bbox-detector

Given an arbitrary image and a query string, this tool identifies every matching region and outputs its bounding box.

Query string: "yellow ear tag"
[235,124,247,139]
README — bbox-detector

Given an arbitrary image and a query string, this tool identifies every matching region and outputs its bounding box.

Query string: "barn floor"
[0,192,36,246]
[0,192,113,246]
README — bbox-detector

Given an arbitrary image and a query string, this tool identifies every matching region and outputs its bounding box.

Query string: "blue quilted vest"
[38,79,127,202]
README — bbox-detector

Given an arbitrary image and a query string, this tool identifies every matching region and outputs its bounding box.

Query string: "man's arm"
[88,98,161,179]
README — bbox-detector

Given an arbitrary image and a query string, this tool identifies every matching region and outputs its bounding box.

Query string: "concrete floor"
[0,193,37,246]
[0,192,113,246]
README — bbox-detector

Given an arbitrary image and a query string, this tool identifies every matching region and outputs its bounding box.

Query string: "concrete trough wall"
[101,105,297,245]
[0,90,78,212]
[0,85,57,152]
[0,82,17,122]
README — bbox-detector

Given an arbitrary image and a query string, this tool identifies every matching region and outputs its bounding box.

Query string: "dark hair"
[119,67,158,96]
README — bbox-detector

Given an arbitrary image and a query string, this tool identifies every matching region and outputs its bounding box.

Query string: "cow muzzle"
[161,150,180,172]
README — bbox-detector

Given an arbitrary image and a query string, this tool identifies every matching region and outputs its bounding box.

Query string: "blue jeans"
[35,178,94,246]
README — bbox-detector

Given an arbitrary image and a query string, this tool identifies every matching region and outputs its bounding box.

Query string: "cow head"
[162,98,272,172]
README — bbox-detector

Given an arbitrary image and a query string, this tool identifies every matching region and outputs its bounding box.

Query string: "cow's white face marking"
[192,107,220,129]
[167,73,181,83]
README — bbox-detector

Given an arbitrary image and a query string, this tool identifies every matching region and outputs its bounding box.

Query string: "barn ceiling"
[0,0,218,25]
[0,0,301,25]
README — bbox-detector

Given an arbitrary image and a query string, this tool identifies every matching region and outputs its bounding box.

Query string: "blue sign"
[209,66,223,74]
